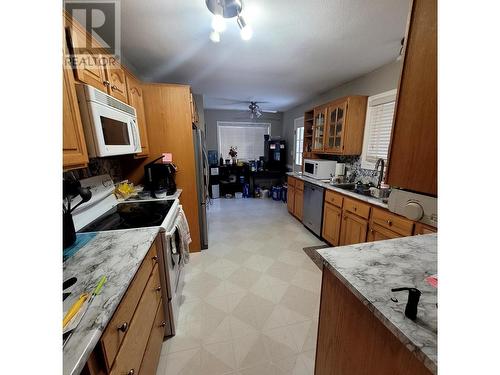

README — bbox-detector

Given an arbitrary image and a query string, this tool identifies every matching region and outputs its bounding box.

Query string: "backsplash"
[336,156,381,186]
[63,158,124,183]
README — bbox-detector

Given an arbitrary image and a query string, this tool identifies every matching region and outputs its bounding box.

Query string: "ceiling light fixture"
[206,0,253,43]
[237,15,253,41]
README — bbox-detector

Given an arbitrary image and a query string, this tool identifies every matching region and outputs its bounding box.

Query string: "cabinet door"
[414,222,437,235]
[386,0,437,195]
[126,75,149,157]
[294,188,304,221]
[67,25,107,92]
[322,203,342,246]
[312,107,327,151]
[325,101,347,153]
[105,61,129,103]
[367,225,400,242]
[339,211,368,246]
[287,185,295,214]
[63,49,89,170]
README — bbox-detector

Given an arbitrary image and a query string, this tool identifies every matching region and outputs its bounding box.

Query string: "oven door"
[89,101,141,157]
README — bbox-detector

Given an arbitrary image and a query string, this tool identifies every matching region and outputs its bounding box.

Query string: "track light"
[209,30,221,43]
[211,14,226,33]
[237,15,253,41]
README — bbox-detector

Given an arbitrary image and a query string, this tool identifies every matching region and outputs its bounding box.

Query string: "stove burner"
[78,200,174,233]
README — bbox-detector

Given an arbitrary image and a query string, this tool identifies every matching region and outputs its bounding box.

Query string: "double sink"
[331,182,390,203]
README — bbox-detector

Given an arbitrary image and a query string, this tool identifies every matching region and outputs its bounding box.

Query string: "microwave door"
[90,102,138,156]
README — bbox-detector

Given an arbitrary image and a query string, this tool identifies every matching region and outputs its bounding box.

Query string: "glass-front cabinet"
[312,106,327,151]
[325,101,347,153]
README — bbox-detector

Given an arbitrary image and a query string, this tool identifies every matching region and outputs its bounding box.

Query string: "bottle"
[219,154,224,166]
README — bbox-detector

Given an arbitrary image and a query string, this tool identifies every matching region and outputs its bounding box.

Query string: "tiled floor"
[156,197,325,375]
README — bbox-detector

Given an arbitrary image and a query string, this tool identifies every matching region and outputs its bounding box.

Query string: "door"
[66,25,107,92]
[105,61,129,103]
[294,188,304,221]
[339,211,368,245]
[287,185,295,213]
[63,45,89,170]
[322,203,342,246]
[312,107,327,151]
[126,75,150,157]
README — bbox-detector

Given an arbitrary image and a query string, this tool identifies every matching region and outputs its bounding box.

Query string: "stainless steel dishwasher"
[302,181,325,237]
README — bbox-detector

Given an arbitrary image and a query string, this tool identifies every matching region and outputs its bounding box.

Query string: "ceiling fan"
[212,98,277,119]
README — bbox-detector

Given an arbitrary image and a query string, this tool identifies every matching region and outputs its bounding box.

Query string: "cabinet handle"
[155,286,161,292]
[111,84,118,90]
[160,321,167,327]
[353,207,357,211]
[117,322,128,332]
[127,370,135,375]
[387,220,392,226]
[103,80,110,86]
[152,255,158,262]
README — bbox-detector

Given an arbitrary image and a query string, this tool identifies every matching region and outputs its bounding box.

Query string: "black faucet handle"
[391,287,421,320]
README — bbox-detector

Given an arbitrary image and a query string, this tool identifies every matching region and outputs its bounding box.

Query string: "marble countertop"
[63,227,160,375]
[316,234,437,373]
[286,172,388,208]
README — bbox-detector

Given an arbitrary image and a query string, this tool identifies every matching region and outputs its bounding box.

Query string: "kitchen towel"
[175,206,191,265]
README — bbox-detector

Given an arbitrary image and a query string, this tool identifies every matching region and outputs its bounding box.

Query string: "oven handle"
[131,119,140,152]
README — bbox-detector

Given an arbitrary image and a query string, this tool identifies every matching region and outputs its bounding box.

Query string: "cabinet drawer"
[325,190,343,208]
[371,207,414,237]
[101,240,159,369]
[109,265,162,375]
[295,179,304,191]
[287,176,296,187]
[139,302,166,375]
[414,222,437,235]
[343,197,370,219]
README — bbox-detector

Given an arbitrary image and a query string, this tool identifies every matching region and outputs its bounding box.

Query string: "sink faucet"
[374,158,385,188]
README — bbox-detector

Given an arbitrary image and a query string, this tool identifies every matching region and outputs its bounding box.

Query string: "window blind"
[295,126,304,166]
[217,123,270,160]
[365,101,396,163]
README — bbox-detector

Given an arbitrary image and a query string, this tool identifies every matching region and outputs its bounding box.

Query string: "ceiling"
[121,0,410,112]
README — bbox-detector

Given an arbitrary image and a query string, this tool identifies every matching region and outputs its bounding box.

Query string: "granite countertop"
[316,234,437,373]
[63,227,160,375]
[286,172,388,208]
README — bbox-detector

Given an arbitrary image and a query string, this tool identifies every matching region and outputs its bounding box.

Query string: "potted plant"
[228,146,237,164]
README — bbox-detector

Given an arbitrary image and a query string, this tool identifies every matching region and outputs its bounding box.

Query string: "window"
[217,122,270,160]
[293,117,304,171]
[360,89,397,170]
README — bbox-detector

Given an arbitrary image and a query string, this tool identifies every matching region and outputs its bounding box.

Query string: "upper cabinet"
[126,74,150,158]
[190,93,199,125]
[64,12,129,104]
[63,44,89,170]
[312,106,327,152]
[311,96,367,155]
[386,0,437,196]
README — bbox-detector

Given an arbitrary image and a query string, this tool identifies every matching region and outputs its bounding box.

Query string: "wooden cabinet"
[371,207,413,237]
[322,203,342,246]
[339,211,368,245]
[325,100,347,153]
[311,96,367,155]
[190,93,199,125]
[414,222,437,235]
[294,188,304,221]
[287,185,295,214]
[63,45,89,170]
[386,0,437,196]
[367,224,401,242]
[105,61,129,103]
[126,74,150,157]
[139,303,166,374]
[312,106,327,151]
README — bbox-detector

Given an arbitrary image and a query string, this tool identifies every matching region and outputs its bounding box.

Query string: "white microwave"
[76,84,141,157]
[303,159,337,179]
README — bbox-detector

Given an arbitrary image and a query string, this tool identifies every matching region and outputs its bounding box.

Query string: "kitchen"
[2,0,498,374]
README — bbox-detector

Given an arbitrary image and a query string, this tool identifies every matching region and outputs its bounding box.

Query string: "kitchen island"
[63,227,160,375]
[315,234,437,374]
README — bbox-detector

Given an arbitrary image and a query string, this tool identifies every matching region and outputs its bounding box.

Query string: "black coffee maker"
[144,156,177,197]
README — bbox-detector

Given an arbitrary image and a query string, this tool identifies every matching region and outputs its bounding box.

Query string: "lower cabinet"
[339,211,368,246]
[414,222,437,235]
[322,203,342,246]
[294,188,304,221]
[83,237,165,375]
[367,224,401,242]
[287,185,295,214]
